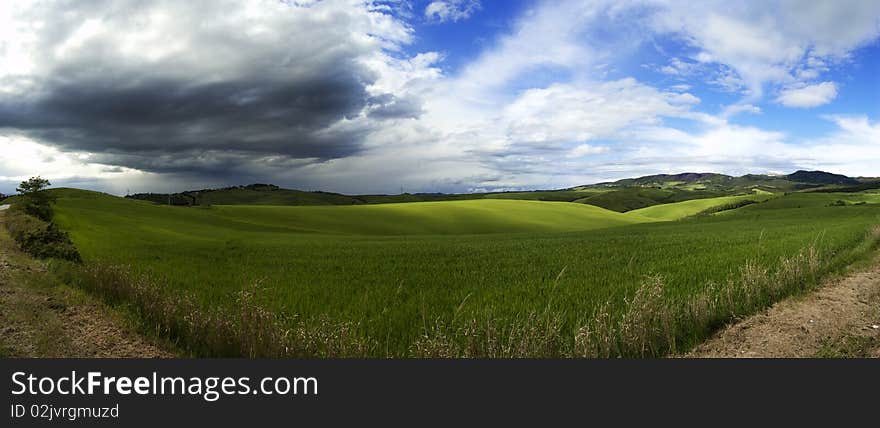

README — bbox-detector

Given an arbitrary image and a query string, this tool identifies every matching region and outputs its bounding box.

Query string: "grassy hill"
[57,189,645,237]
[585,172,733,189]
[128,184,365,206]
[211,199,647,235]
[576,170,873,194]
[786,170,860,186]
[626,192,774,221]
[65,188,768,238]
[572,187,730,212]
[127,185,603,207]
[568,170,873,212]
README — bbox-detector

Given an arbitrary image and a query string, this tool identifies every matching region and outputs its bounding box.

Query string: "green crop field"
[211,199,648,235]
[43,188,880,357]
[626,192,774,221]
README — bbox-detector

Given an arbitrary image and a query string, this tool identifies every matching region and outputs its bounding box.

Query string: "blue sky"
[405,1,530,70]
[1,0,879,195]
[407,1,879,140]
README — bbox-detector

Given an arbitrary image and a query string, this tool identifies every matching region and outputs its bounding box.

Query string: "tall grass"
[416,226,880,357]
[55,226,880,358]
[55,264,371,357]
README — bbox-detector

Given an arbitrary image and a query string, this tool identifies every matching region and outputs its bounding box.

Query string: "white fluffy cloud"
[502,79,699,145]
[789,116,880,176]
[0,134,150,194]
[650,0,880,97]
[425,1,481,23]
[776,82,839,108]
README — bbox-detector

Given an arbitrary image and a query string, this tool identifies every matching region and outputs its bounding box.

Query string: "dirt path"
[0,211,174,358]
[689,256,880,358]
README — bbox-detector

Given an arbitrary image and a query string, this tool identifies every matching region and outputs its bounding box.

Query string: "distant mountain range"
[785,170,860,185]
[588,170,861,188]
[126,170,879,213]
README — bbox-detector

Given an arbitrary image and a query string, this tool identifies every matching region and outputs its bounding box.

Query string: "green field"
[627,192,774,221]
[44,188,880,357]
[212,199,649,235]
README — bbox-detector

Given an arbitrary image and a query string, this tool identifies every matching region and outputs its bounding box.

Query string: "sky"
[0,0,878,195]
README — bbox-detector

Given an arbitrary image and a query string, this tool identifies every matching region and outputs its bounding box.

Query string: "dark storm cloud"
[0,0,417,176]
[1,72,373,162]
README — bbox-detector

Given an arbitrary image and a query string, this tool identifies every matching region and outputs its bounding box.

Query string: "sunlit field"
[42,188,880,356]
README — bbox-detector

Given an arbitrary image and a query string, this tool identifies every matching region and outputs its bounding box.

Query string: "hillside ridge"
[123,170,877,213]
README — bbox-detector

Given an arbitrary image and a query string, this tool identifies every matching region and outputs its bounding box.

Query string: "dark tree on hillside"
[17,176,54,221]
[17,176,51,194]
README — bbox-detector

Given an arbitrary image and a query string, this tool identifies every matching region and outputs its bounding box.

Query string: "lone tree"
[17,176,51,195]
[17,176,54,221]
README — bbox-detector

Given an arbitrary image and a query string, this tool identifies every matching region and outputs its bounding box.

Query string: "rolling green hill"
[626,192,774,221]
[584,172,733,189]
[62,187,769,239]
[55,189,647,237]
[575,169,871,195]
[211,199,647,235]
[573,187,729,212]
[51,186,782,239]
[127,185,602,207]
[786,170,860,186]
[128,184,365,206]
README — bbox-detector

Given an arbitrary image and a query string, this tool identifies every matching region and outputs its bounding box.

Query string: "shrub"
[4,207,81,262]
[16,176,55,221]
[20,197,54,221]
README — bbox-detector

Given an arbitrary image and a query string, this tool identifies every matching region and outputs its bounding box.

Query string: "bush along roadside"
[3,201,81,263]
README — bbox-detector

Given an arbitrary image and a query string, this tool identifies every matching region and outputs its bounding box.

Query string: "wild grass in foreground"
[415,227,880,357]
[55,264,370,357]
[54,225,880,357]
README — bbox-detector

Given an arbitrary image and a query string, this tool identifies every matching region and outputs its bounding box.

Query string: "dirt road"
[0,211,173,358]
[688,257,880,358]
